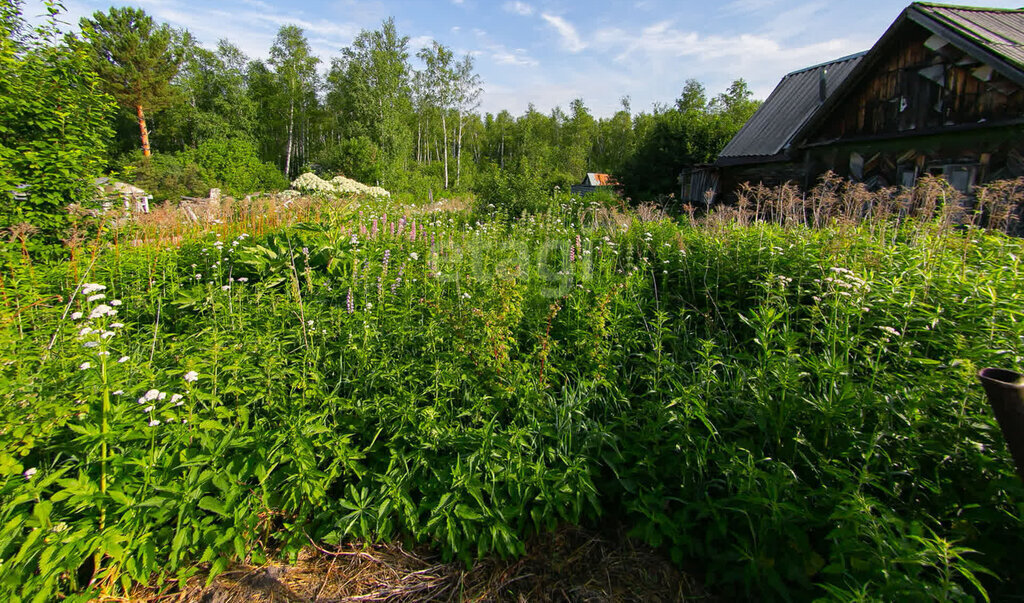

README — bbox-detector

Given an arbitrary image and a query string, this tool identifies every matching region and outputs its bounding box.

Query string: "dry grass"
[120,526,707,603]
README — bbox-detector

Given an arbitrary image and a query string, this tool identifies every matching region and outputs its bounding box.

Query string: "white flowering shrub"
[290,173,390,198]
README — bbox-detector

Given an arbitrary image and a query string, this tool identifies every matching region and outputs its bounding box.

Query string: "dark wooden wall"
[811,21,1024,143]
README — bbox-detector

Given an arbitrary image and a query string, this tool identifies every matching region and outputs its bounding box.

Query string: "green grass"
[1,192,1023,601]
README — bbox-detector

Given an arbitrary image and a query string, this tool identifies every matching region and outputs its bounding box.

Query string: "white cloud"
[491,46,537,67]
[541,13,585,53]
[503,1,533,16]
[409,35,434,52]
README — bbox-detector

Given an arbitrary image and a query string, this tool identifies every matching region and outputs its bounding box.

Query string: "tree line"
[1,1,760,237]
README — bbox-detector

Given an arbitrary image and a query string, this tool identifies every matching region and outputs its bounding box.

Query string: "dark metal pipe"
[978,367,1024,483]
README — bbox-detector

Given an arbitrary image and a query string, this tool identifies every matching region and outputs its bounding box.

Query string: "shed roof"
[715,52,866,166]
[583,173,616,186]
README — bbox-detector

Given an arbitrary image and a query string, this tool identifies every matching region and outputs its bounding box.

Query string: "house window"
[899,167,917,189]
[942,164,976,194]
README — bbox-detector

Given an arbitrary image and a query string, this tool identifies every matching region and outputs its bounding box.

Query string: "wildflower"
[462,292,471,299]
[347,288,354,314]
[87,294,105,302]
[79,362,91,370]
[184,371,199,383]
[410,252,419,261]
[148,419,161,427]
[23,468,37,480]
[238,277,248,283]
[89,304,113,319]
[144,405,154,413]
[139,389,160,403]
[79,327,92,337]
[82,283,106,295]
[879,326,901,337]
[110,300,122,306]
[118,356,129,363]
[221,285,231,291]
[110,322,124,329]
[112,390,123,395]
[158,392,167,400]
[100,331,115,339]
[365,302,373,311]
[71,311,83,320]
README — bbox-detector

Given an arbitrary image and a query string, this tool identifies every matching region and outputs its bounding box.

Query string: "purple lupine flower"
[382,249,391,277]
[347,288,354,313]
[398,217,406,236]
[377,276,384,295]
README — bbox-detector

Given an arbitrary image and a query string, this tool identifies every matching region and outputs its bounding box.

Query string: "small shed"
[570,173,618,195]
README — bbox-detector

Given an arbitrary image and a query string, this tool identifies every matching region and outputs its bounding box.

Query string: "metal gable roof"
[716,52,866,164]
[916,4,1024,66]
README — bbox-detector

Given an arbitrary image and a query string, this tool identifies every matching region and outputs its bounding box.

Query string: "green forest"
[2,2,757,228]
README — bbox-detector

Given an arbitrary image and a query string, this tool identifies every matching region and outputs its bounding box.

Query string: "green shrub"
[0,4,114,245]
[310,136,382,186]
[119,150,210,201]
[473,162,551,216]
[185,137,287,196]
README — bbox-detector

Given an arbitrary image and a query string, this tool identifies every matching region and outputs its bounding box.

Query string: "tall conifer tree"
[80,7,181,157]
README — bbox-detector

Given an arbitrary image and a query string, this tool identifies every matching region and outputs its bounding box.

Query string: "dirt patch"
[122,526,708,602]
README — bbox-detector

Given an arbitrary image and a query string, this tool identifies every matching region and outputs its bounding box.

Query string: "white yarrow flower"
[79,362,91,370]
[70,311,83,320]
[148,419,161,427]
[87,294,105,302]
[118,356,129,363]
[183,371,199,383]
[170,393,183,404]
[81,283,106,295]
[143,405,154,413]
[110,300,122,306]
[89,304,112,319]
[23,468,37,480]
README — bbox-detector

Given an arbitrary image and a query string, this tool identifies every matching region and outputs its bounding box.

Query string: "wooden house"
[697,2,1024,202]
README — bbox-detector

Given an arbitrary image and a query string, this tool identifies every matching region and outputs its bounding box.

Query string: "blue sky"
[45,0,1024,116]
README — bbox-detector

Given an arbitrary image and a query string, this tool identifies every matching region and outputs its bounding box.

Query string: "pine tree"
[79,7,181,157]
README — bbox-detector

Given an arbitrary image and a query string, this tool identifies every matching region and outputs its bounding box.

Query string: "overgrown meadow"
[2,181,1023,601]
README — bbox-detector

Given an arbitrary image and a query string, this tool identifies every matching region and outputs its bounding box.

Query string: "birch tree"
[269,25,318,178]
[453,53,482,188]
[416,42,456,189]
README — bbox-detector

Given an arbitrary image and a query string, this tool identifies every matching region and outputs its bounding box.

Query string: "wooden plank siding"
[811,22,1024,143]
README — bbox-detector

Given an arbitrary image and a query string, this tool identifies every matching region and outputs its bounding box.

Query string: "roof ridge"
[912,2,1024,14]
[784,51,868,77]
